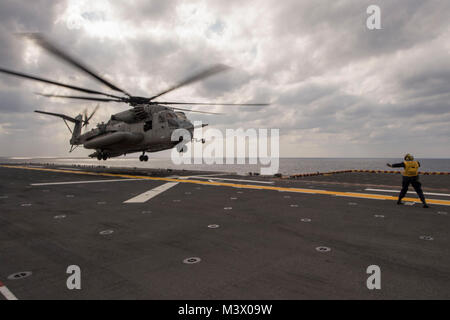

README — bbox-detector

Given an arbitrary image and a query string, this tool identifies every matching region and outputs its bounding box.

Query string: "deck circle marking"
[21,203,32,207]
[230,197,237,200]
[100,229,114,235]
[66,195,75,198]
[185,192,191,195]
[290,204,298,207]
[301,218,311,222]
[419,235,433,241]
[374,214,385,218]
[142,210,152,214]
[283,195,291,198]
[173,199,181,202]
[183,257,201,264]
[348,202,357,206]
[437,211,447,215]
[224,207,232,210]
[316,246,331,252]
[97,201,106,205]
[54,214,66,219]
[8,271,32,280]
[208,224,220,229]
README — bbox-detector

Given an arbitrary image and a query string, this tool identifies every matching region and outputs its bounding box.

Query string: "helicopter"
[0,34,268,161]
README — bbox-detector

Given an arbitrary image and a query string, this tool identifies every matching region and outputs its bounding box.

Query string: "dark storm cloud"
[272,0,450,70]
[0,0,449,157]
[0,88,38,113]
[0,1,64,67]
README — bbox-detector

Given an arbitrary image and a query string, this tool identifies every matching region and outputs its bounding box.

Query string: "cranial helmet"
[404,153,414,161]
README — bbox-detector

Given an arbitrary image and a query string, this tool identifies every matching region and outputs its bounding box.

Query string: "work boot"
[397,200,404,205]
[423,204,429,208]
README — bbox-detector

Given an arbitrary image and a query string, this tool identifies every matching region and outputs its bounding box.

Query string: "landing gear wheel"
[102,154,107,161]
[139,152,148,162]
[97,154,102,161]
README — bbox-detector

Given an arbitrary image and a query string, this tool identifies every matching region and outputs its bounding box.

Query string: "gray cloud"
[0,0,449,157]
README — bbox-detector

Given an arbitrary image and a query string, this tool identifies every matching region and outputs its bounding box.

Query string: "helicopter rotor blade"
[34,92,123,102]
[34,110,78,123]
[0,68,123,98]
[82,108,88,130]
[86,104,100,124]
[170,107,223,115]
[82,104,99,130]
[148,64,231,101]
[155,101,270,106]
[22,33,131,96]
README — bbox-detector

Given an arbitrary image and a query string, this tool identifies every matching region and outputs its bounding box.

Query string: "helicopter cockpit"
[157,110,191,129]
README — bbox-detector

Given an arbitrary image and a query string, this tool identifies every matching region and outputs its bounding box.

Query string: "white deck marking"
[365,188,450,197]
[187,176,274,184]
[124,182,179,203]
[0,282,18,300]
[31,178,145,186]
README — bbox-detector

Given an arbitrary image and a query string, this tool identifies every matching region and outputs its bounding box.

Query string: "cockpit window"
[167,118,179,128]
[144,120,152,131]
[175,112,187,120]
[159,111,180,124]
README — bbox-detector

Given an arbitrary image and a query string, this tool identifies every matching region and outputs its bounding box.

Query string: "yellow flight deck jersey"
[403,160,419,177]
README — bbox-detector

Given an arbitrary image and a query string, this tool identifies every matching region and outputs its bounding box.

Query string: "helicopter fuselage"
[73,104,195,160]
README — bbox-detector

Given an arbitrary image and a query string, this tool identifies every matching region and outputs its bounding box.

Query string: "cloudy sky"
[0,0,449,158]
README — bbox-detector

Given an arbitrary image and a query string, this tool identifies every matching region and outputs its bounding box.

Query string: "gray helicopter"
[0,34,268,161]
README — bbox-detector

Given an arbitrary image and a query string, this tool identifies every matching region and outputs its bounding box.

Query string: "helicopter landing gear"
[96,151,108,161]
[139,153,148,162]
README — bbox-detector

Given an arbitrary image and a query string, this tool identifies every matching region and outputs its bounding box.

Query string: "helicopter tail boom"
[34,110,83,146]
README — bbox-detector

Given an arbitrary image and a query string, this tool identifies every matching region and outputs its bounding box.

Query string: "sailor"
[387,154,429,208]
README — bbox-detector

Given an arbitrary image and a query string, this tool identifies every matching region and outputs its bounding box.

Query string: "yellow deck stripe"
[2,164,450,206]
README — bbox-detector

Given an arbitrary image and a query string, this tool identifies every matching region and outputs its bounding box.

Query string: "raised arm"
[387,162,405,168]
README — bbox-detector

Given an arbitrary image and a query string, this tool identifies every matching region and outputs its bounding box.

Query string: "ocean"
[2,157,450,175]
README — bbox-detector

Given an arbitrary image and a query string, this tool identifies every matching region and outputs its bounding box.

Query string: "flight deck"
[0,164,449,299]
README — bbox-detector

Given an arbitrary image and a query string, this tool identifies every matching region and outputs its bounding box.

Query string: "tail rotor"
[82,104,99,131]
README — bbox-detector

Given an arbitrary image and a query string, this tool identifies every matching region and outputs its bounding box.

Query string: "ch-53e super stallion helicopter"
[0,34,268,161]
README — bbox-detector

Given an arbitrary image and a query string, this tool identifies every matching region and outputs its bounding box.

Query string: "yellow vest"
[403,161,419,177]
